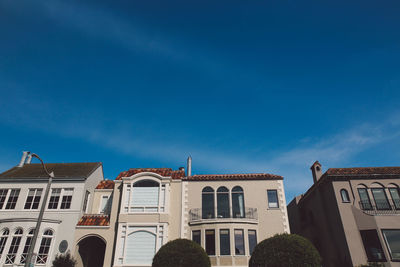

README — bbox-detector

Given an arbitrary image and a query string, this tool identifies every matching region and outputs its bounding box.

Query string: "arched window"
[129,180,163,212]
[5,228,23,264]
[126,231,156,265]
[36,229,53,264]
[20,229,35,264]
[340,189,350,203]
[388,184,400,210]
[371,183,390,210]
[0,228,9,260]
[202,187,215,219]
[358,185,372,210]
[232,186,245,218]
[217,187,229,218]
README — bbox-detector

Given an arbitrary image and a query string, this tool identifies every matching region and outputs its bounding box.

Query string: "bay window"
[123,180,166,213]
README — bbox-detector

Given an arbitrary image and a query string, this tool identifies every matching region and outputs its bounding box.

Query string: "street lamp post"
[24,153,54,267]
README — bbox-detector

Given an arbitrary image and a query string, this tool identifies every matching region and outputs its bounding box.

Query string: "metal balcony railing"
[359,199,400,215]
[189,207,258,222]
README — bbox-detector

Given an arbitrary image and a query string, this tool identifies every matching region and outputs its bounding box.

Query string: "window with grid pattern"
[0,190,8,209]
[24,189,43,209]
[20,229,34,264]
[36,230,53,264]
[48,189,61,209]
[60,189,73,209]
[0,229,9,260]
[5,229,23,264]
[5,189,20,209]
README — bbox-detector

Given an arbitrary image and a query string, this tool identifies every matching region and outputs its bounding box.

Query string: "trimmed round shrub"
[152,238,210,267]
[249,233,321,267]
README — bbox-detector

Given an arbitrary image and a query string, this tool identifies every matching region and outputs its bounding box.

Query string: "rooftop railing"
[189,207,258,222]
[359,199,400,215]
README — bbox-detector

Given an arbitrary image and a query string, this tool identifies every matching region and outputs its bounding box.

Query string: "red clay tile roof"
[185,173,283,181]
[96,180,115,189]
[326,167,400,176]
[77,215,109,226]
[116,168,185,180]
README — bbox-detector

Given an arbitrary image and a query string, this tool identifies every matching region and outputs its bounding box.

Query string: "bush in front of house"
[152,238,210,267]
[52,252,77,267]
[249,233,321,267]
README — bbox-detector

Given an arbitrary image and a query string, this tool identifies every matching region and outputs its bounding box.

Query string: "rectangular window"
[371,188,390,210]
[234,229,245,255]
[83,190,90,212]
[5,189,20,209]
[0,189,8,209]
[382,230,400,261]
[248,230,257,255]
[389,188,400,210]
[100,196,109,213]
[48,189,61,209]
[267,190,279,208]
[205,230,215,256]
[360,230,386,262]
[220,229,230,255]
[24,189,43,209]
[60,188,73,209]
[192,230,201,246]
[358,188,372,210]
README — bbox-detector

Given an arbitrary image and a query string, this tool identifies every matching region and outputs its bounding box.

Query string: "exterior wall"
[0,165,103,267]
[186,179,289,267]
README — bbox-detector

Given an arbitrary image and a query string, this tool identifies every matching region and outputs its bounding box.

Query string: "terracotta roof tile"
[326,167,400,176]
[96,180,115,189]
[116,168,185,180]
[185,173,283,181]
[77,215,109,226]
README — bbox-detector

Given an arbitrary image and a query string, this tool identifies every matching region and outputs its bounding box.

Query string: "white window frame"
[24,189,43,210]
[115,223,167,266]
[121,178,169,214]
[47,188,74,210]
[267,189,279,208]
[36,229,54,264]
[0,189,21,210]
[99,195,109,214]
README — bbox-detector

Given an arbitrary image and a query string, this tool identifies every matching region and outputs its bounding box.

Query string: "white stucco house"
[0,152,103,266]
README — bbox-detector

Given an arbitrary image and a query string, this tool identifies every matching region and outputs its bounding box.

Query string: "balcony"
[359,199,400,215]
[189,207,258,225]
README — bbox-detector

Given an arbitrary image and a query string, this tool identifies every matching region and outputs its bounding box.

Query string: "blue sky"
[1,0,400,201]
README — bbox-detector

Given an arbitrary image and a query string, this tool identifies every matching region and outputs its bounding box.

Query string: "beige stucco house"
[287,161,400,267]
[74,160,289,267]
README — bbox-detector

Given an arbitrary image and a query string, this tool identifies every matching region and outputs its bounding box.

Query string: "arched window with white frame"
[20,228,34,264]
[0,228,9,260]
[124,179,166,213]
[232,186,245,218]
[5,228,23,264]
[36,229,53,264]
[202,187,215,219]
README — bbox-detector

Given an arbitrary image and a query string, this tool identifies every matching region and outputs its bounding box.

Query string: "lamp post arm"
[24,154,54,267]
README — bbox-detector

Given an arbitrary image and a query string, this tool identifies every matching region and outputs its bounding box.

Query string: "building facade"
[287,161,400,267]
[0,153,103,266]
[74,164,290,267]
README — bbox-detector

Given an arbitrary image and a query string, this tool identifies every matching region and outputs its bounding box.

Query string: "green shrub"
[152,238,210,267]
[249,233,321,267]
[52,252,77,267]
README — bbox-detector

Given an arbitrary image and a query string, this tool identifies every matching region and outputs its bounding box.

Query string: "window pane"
[192,230,201,246]
[267,190,279,208]
[340,189,350,203]
[100,196,108,213]
[232,193,244,218]
[125,231,156,265]
[220,229,230,255]
[382,230,400,260]
[205,230,215,255]
[132,187,159,208]
[234,229,245,255]
[248,230,257,255]
[36,236,52,264]
[389,188,400,210]
[48,189,61,209]
[371,188,390,210]
[202,192,215,219]
[0,189,8,209]
[358,188,372,210]
[360,230,386,262]
[5,189,20,209]
[217,191,229,218]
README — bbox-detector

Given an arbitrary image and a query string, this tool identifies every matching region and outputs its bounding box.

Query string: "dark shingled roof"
[325,167,400,176]
[185,173,283,181]
[77,215,109,226]
[116,168,185,180]
[96,180,115,189]
[0,163,101,179]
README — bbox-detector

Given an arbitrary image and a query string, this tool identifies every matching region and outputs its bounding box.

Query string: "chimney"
[310,161,322,183]
[187,156,192,177]
[18,151,30,167]
[26,154,32,164]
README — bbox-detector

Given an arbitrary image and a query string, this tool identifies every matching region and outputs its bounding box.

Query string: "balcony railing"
[359,199,400,215]
[189,207,258,222]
